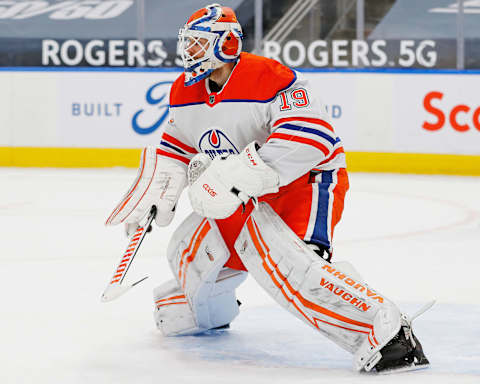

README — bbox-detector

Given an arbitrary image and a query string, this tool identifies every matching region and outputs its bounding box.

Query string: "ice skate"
[373,315,430,373]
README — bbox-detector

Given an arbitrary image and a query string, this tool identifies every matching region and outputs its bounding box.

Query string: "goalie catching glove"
[188,142,280,219]
[105,147,187,232]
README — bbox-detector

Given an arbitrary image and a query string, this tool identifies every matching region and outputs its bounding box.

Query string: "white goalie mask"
[178,3,243,86]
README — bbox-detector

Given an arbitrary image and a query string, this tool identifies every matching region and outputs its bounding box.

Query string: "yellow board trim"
[346,152,480,176]
[0,147,142,168]
[1,147,480,175]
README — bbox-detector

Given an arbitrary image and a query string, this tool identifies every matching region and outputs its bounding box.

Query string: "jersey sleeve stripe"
[318,146,345,165]
[275,126,336,149]
[160,140,186,155]
[267,133,330,156]
[273,117,334,132]
[155,149,190,165]
[162,133,197,154]
[311,147,346,172]
[277,123,337,145]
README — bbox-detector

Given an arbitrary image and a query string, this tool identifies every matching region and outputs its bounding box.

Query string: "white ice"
[1,168,479,384]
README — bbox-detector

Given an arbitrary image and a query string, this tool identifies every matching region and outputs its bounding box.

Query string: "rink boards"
[0,68,479,175]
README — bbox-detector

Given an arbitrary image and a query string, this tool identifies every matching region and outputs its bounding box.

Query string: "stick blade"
[101,284,132,303]
[101,276,149,303]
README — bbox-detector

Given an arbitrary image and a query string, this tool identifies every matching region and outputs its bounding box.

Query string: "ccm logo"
[203,184,217,197]
[423,91,480,132]
[246,148,257,166]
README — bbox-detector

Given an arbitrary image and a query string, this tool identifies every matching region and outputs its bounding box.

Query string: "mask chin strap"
[184,67,215,86]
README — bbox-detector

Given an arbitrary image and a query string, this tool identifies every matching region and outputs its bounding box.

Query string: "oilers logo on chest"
[198,128,239,159]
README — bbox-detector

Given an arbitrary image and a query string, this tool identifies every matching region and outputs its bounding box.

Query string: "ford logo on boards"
[132,81,173,135]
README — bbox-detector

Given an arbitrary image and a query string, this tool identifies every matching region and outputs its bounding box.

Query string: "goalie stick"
[101,206,157,302]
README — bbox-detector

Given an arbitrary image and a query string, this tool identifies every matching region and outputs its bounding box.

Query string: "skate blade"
[377,362,430,375]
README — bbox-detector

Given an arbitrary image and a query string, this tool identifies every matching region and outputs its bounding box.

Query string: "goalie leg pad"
[153,279,196,336]
[234,203,401,370]
[158,213,247,335]
[153,272,247,336]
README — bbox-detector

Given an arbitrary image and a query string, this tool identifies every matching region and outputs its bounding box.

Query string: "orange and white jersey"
[160,52,346,187]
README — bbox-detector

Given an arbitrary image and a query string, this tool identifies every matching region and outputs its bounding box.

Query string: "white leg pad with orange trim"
[234,203,401,371]
[155,212,247,336]
[153,279,196,336]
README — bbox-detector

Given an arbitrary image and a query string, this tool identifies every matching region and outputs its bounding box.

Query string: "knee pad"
[154,213,247,336]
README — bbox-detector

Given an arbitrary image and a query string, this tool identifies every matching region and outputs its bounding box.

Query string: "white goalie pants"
[153,212,247,336]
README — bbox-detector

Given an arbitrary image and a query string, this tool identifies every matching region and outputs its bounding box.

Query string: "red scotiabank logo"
[203,183,217,197]
[423,91,480,132]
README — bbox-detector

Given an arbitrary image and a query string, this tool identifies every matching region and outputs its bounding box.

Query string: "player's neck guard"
[178,3,243,86]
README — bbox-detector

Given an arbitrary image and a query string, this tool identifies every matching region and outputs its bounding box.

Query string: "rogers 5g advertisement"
[0,0,471,69]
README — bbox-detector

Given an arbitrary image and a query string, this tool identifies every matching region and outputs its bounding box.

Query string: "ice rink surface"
[1,168,479,384]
